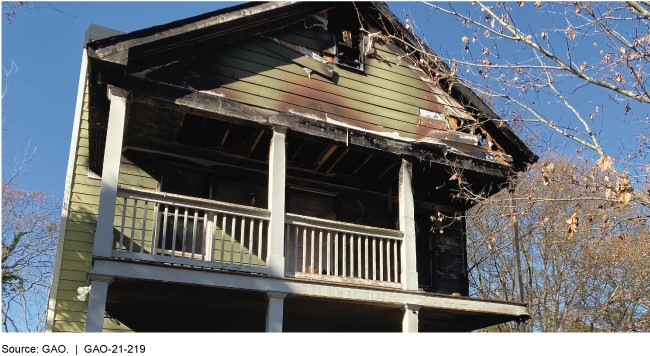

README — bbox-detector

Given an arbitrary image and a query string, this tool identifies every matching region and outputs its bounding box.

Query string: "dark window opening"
[335,28,364,70]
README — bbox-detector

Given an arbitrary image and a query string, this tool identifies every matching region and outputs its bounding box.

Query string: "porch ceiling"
[105,278,522,332]
[123,101,402,193]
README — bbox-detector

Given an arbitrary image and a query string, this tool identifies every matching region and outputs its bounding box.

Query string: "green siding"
[148,35,459,140]
[52,80,159,332]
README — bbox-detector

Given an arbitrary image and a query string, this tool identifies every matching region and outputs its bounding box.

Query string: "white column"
[92,86,129,258]
[399,159,418,290]
[85,276,113,332]
[266,291,287,332]
[402,303,421,333]
[267,127,287,277]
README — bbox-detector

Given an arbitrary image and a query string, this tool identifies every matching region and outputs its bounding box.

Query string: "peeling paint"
[131,60,180,78]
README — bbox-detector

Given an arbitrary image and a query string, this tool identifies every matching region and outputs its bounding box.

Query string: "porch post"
[92,86,129,258]
[402,303,421,333]
[265,291,287,332]
[85,276,113,332]
[399,158,418,290]
[267,127,287,277]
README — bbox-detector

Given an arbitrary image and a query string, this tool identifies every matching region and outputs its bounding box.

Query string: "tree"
[466,156,649,332]
[2,159,59,332]
[411,1,650,208]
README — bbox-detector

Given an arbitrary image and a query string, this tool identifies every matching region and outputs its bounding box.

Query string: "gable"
[87,1,537,176]
[131,8,515,165]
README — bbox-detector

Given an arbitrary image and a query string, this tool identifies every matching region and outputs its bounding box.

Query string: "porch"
[82,85,527,332]
[111,185,404,289]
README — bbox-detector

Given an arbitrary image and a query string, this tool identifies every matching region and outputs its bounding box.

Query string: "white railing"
[113,186,270,274]
[285,213,403,288]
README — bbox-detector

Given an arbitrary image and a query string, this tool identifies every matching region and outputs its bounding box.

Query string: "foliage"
[414,1,650,208]
[2,167,59,332]
[466,156,649,332]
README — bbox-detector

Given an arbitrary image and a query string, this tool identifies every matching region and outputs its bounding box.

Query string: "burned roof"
[86,1,537,182]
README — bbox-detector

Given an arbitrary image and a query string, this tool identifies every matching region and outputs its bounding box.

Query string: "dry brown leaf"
[605,186,613,199]
[619,191,632,205]
[566,213,579,238]
[595,155,613,172]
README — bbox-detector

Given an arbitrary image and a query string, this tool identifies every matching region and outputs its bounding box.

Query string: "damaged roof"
[87,1,537,175]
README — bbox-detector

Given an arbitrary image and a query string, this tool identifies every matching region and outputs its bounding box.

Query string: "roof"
[87,1,537,173]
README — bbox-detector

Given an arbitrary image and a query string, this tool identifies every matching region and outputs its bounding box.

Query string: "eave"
[89,1,335,73]
[369,2,539,170]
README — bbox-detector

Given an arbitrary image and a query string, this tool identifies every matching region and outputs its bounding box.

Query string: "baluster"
[334,232,339,277]
[326,231,331,276]
[239,216,245,264]
[386,240,392,282]
[372,237,376,281]
[151,203,160,255]
[349,233,354,277]
[302,227,307,273]
[129,199,138,253]
[230,215,236,263]
[318,230,323,275]
[171,207,179,256]
[141,201,148,254]
[379,239,384,281]
[337,232,348,277]
[394,240,399,283]
[258,220,264,267]
[181,209,189,256]
[248,218,255,266]
[206,212,213,262]
[364,235,369,280]
[220,214,227,264]
[190,210,198,259]
[357,235,362,279]
[119,197,127,252]
[160,205,169,256]
[294,225,299,273]
[310,229,315,274]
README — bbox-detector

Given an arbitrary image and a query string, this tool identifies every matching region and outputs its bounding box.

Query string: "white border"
[45,48,89,332]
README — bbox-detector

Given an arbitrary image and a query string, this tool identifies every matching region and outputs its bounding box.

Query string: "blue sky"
[2,2,245,196]
[2,1,645,198]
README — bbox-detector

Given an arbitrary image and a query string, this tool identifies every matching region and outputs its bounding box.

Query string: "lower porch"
[92,259,529,332]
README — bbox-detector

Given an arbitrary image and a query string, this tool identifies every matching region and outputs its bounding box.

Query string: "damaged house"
[46,2,537,332]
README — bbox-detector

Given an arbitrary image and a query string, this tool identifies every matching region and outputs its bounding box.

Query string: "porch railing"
[113,186,270,274]
[285,213,403,288]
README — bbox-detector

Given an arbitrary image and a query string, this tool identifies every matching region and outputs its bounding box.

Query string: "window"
[335,28,364,71]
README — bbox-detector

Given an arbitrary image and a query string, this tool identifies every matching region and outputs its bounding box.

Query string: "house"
[46,1,537,332]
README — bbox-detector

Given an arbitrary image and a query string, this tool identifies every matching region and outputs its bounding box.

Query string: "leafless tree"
[409,1,650,208]
[466,156,649,332]
[2,157,59,332]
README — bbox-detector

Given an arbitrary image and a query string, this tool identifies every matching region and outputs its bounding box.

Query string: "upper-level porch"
[82,85,528,332]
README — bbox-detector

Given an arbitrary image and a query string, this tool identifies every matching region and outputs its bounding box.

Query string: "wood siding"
[51,82,156,332]
[142,31,472,142]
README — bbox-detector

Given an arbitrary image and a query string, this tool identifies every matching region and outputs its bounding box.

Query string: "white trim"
[92,86,129,258]
[399,159,418,290]
[45,48,88,332]
[112,251,267,274]
[265,291,287,332]
[402,303,421,333]
[85,277,113,332]
[267,129,286,277]
[290,271,401,289]
[91,259,530,318]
